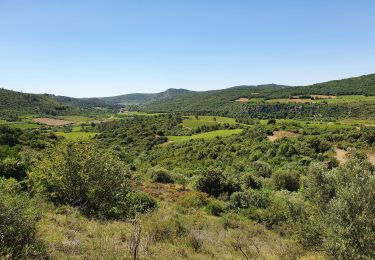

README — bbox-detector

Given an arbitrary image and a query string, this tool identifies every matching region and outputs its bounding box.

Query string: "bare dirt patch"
[267,131,299,142]
[310,95,337,99]
[32,118,73,126]
[334,148,348,164]
[140,183,189,202]
[235,97,249,103]
[366,151,375,166]
[288,98,313,103]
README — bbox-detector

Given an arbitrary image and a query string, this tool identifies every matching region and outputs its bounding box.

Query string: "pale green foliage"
[0,178,45,258]
[30,141,156,219]
[304,153,375,259]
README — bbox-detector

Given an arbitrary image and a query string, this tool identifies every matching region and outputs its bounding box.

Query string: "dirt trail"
[334,148,348,164]
[366,151,375,166]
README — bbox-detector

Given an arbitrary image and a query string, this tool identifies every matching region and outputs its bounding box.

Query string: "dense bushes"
[302,154,375,259]
[149,166,174,183]
[0,178,45,258]
[195,169,237,198]
[30,142,156,219]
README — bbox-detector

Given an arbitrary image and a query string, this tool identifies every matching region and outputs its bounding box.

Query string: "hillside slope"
[143,74,375,115]
[143,84,287,113]
[266,73,375,98]
[96,88,193,105]
[0,88,68,120]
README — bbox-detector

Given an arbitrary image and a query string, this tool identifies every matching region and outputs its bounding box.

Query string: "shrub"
[305,156,375,259]
[30,142,156,219]
[178,192,209,209]
[252,161,272,178]
[272,169,300,192]
[195,169,235,197]
[0,178,46,258]
[205,200,226,216]
[148,166,174,183]
[0,157,27,180]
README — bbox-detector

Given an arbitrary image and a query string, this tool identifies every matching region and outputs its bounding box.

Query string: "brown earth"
[140,183,190,203]
[334,148,348,164]
[310,94,337,99]
[287,98,313,103]
[235,97,249,103]
[267,131,299,142]
[366,151,375,166]
[32,118,73,126]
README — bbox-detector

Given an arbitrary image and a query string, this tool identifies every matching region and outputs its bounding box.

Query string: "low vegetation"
[1,74,375,258]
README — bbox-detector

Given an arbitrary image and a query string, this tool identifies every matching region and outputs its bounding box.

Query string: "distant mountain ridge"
[142,73,375,113]
[96,88,193,105]
[1,73,374,120]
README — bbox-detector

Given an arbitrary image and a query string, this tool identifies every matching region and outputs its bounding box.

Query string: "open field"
[33,118,73,126]
[118,111,164,117]
[55,131,97,140]
[235,97,249,102]
[267,131,299,142]
[168,129,243,143]
[182,116,237,130]
[58,115,94,122]
[266,95,375,104]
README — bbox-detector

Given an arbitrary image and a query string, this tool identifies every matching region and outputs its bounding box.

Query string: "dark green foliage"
[30,142,156,219]
[195,169,236,198]
[149,166,174,183]
[272,169,300,192]
[205,200,226,216]
[0,178,46,258]
[0,88,68,119]
[143,74,375,121]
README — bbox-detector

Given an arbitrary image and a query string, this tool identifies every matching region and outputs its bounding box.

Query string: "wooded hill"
[142,74,375,119]
[0,88,68,120]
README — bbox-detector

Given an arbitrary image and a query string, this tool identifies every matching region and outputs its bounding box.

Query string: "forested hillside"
[143,74,375,120]
[266,73,375,98]
[95,88,193,105]
[0,88,68,120]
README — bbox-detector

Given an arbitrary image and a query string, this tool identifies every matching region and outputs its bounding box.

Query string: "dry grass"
[235,97,249,103]
[36,194,324,260]
[32,118,73,126]
[267,131,299,142]
[310,95,337,99]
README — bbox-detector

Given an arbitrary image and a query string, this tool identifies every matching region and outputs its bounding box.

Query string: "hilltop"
[142,74,375,120]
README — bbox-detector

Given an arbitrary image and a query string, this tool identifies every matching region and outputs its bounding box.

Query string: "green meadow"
[54,131,97,140]
[182,116,237,129]
[168,128,243,143]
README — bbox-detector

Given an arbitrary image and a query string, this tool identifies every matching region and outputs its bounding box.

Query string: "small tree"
[30,142,156,219]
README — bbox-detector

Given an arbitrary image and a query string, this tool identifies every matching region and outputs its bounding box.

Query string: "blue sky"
[0,0,374,97]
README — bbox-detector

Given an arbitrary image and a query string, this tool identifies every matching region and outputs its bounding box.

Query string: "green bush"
[195,169,235,197]
[148,166,174,183]
[30,142,156,219]
[305,156,375,259]
[0,178,46,258]
[205,199,226,216]
[272,169,300,192]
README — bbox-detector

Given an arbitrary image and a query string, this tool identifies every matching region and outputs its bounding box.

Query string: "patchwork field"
[182,116,237,130]
[168,129,243,143]
[33,118,73,126]
[54,131,97,140]
[266,95,375,104]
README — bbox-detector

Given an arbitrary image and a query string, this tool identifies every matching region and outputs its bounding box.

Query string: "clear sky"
[0,0,374,97]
